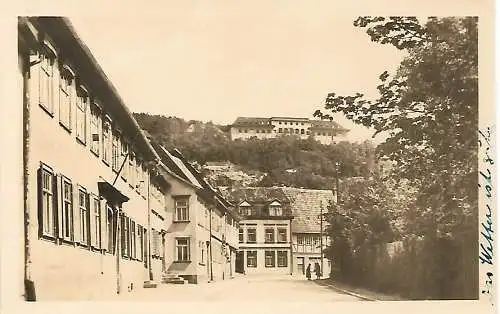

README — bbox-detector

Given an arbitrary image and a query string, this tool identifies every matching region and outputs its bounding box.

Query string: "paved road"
[115,274,362,301]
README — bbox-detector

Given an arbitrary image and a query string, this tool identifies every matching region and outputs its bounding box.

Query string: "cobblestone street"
[107,275,362,302]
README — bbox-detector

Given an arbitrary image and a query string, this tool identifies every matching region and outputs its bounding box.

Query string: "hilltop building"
[229,116,349,145]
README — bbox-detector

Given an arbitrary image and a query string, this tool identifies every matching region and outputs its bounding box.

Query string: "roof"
[310,119,349,132]
[232,117,272,127]
[25,17,159,162]
[270,117,310,121]
[223,187,335,232]
[221,187,294,218]
[281,187,335,233]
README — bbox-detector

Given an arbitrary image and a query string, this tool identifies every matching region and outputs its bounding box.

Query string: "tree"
[317,17,478,299]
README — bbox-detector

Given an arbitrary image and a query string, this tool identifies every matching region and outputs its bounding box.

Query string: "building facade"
[281,188,334,277]
[19,17,169,300]
[222,187,334,278]
[222,188,294,275]
[230,116,348,145]
[153,144,241,284]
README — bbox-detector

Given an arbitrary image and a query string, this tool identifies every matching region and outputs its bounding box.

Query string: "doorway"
[296,257,305,275]
[235,251,244,274]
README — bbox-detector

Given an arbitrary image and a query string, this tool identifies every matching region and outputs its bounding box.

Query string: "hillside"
[134,113,378,189]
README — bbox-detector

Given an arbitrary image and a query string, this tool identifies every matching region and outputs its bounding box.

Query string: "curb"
[322,283,378,301]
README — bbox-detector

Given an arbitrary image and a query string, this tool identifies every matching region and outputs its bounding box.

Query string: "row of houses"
[18,17,334,301]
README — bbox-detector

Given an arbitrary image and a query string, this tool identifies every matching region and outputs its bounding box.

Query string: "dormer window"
[268,200,282,216]
[239,200,253,216]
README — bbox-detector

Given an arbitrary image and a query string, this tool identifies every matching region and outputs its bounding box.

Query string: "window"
[265,228,275,243]
[107,205,114,253]
[247,228,256,243]
[130,220,136,259]
[102,118,111,165]
[38,50,55,114]
[278,228,287,243]
[278,128,282,133]
[199,241,205,264]
[174,197,189,221]
[121,215,129,258]
[269,206,282,216]
[90,103,100,155]
[297,235,304,245]
[121,139,128,180]
[313,235,320,248]
[137,225,144,261]
[265,251,276,267]
[305,236,312,245]
[135,159,141,191]
[91,195,101,249]
[76,86,88,144]
[61,177,74,241]
[78,188,89,246]
[295,129,299,134]
[238,129,242,133]
[247,250,257,267]
[59,65,74,130]
[246,207,253,216]
[176,237,190,262]
[129,151,135,187]
[277,251,288,267]
[152,229,159,257]
[301,129,305,135]
[238,228,244,243]
[112,130,120,172]
[284,122,287,125]
[38,164,55,237]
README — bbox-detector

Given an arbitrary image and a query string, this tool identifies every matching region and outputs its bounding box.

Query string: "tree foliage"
[135,113,378,189]
[318,16,478,299]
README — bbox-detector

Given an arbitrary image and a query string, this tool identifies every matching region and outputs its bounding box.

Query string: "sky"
[68,3,407,143]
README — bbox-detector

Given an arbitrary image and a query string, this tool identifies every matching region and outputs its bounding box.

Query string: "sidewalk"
[314,279,405,301]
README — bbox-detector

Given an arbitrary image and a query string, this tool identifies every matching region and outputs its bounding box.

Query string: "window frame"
[90,193,101,249]
[102,116,112,165]
[58,64,75,132]
[78,186,90,247]
[61,176,74,242]
[247,250,257,268]
[238,228,244,243]
[277,250,288,267]
[90,102,101,156]
[75,84,88,145]
[175,237,191,262]
[38,45,56,116]
[38,163,56,238]
[277,228,287,243]
[174,196,190,222]
[264,228,275,243]
[265,250,276,268]
[246,228,256,243]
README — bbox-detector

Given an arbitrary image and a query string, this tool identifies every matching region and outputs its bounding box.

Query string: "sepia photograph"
[3,0,495,311]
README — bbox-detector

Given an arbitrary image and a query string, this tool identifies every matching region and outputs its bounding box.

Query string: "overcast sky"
[68,3,407,143]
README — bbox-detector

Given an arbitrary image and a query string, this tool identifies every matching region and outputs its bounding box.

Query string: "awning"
[98,180,129,206]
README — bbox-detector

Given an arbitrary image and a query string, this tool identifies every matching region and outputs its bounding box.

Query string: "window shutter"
[56,175,64,240]
[121,215,126,257]
[89,194,96,248]
[100,198,107,251]
[36,167,44,237]
[72,185,80,244]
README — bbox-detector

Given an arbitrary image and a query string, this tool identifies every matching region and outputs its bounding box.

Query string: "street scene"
[16,3,483,304]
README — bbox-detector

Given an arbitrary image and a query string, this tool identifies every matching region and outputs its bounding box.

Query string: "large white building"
[229,117,349,145]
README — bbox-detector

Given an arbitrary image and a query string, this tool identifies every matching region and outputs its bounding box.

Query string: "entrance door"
[297,257,305,275]
[235,251,244,274]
